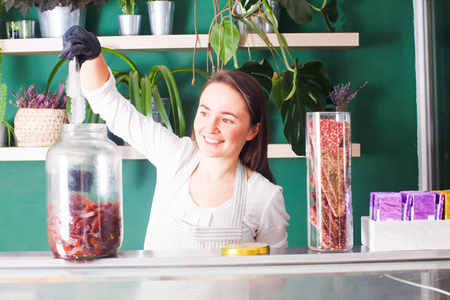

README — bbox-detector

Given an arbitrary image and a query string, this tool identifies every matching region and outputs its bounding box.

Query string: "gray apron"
[145,152,247,250]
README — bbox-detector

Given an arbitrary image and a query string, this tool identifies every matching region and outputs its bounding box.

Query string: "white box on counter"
[361,216,450,251]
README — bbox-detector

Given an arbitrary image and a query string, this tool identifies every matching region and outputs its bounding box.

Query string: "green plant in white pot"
[117,0,142,35]
[147,0,174,35]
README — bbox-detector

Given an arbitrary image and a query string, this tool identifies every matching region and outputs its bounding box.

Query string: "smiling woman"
[59,25,290,251]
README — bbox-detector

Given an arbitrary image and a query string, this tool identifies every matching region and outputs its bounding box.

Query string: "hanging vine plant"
[192,0,338,155]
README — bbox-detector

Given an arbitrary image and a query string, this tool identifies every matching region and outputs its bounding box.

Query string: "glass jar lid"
[221,242,270,256]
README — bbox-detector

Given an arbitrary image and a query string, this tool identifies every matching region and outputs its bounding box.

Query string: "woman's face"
[194,83,259,160]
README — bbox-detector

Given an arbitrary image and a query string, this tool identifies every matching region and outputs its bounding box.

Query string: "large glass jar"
[306,112,353,252]
[46,124,123,259]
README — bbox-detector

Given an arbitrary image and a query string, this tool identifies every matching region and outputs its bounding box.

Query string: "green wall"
[0,0,418,251]
[433,0,450,189]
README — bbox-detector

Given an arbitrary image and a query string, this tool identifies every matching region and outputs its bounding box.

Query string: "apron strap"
[229,160,247,228]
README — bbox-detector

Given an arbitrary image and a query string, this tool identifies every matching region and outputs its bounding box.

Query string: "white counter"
[0,247,449,299]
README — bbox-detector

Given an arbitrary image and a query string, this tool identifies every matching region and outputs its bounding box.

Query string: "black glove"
[59,25,101,67]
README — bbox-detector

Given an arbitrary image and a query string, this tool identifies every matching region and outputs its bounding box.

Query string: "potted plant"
[45,47,209,138]
[2,0,109,38]
[147,0,174,35]
[117,0,142,36]
[10,82,68,147]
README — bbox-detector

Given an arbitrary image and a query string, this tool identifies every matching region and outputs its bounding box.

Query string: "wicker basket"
[14,108,69,147]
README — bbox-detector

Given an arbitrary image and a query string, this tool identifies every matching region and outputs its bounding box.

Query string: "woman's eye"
[222,118,233,124]
[200,111,208,117]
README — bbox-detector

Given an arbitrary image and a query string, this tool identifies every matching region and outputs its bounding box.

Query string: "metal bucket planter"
[147,1,175,35]
[37,5,87,38]
[117,15,142,36]
[236,0,280,34]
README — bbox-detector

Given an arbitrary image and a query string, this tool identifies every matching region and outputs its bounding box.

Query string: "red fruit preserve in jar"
[46,124,123,259]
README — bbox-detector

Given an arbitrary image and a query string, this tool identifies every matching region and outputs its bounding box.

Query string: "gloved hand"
[59,25,101,67]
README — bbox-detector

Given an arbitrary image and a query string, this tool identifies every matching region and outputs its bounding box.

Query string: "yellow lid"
[221,242,270,256]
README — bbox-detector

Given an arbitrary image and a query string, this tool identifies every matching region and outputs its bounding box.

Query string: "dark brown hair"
[197,70,275,183]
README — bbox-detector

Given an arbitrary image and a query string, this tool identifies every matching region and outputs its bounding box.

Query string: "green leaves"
[237,59,274,100]
[118,0,135,14]
[149,65,186,137]
[278,0,338,32]
[278,0,313,24]
[320,0,338,33]
[0,83,16,146]
[271,61,332,156]
[209,20,240,66]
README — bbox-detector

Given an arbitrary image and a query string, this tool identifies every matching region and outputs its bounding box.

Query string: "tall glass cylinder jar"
[306,112,352,252]
[46,124,123,259]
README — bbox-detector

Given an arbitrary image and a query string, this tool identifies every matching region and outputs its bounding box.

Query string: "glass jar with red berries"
[46,124,123,259]
[306,112,352,252]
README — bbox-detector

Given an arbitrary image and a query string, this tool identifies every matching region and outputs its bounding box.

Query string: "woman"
[60,26,289,250]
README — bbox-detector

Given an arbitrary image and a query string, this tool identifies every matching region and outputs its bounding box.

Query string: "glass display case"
[0,247,449,299]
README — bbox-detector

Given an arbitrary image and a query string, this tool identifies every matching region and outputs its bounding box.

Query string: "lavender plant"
[11,82,67,109]
[329,81,368,112]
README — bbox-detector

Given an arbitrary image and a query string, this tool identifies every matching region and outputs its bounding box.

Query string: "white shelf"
[0,33,359,56]
[0,143,360,161]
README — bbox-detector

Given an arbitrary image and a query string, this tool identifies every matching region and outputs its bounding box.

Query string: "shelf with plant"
[0,44,361,160]
[0,0,361,160]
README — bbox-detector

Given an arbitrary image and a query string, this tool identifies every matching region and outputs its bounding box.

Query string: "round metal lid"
[221,242,270,256]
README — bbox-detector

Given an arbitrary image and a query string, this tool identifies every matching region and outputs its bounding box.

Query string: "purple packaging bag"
[400,192,412,221]
[370,192,375,220]
[432,192,445,220]
[409,192,436,220]
[374,192,402,222]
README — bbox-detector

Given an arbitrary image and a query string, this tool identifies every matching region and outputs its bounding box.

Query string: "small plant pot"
[6,20,35,39]
[37,5,86,38]
[14,108,69,147]
[117,15,142,36]
[147,1,175,35]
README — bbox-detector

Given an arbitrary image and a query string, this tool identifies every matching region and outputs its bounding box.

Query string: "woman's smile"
[203,136,224,144]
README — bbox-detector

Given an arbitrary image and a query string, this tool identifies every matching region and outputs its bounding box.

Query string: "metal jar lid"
[221,242,270,256]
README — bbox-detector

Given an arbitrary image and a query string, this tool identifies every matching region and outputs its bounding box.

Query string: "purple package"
[370,192,390,220]
[400,192,412,221]
[403,192,436,221]
[432,192,445,220]
[373,192,402,222]
[370,192,376,220]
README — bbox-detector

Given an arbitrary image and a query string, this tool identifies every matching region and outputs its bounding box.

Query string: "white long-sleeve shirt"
[82,69,290,249]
